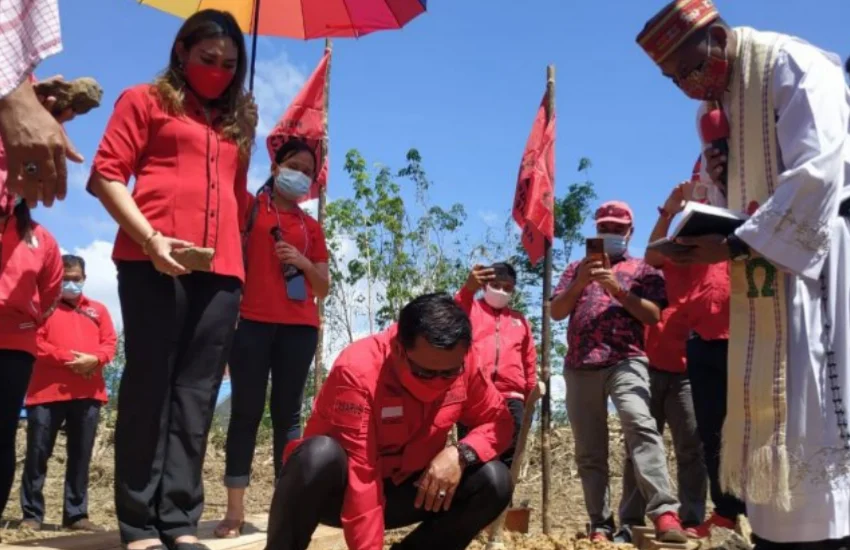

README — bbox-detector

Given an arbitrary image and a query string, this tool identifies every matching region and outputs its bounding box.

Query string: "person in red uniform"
[214,137,330,539]
[20,254,117,532]
[454,262,536,468]
[264,293,515,550]
[0,195,63,521]
[645,171,743,537]
[87,10,256,550]
[617,181,708,541]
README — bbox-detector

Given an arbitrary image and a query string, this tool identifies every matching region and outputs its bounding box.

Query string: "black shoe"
[613,526,634,544]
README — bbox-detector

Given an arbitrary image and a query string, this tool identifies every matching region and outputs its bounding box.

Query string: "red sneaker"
[589,531,610,543]
[685,512,736,539]
[654,511,688,543]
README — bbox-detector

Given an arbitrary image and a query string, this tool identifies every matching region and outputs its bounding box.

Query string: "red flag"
[512,90,555,265]
[266,51,330,203]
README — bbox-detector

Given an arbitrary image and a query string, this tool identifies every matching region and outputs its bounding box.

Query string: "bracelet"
[657,206,673,220]
[141,230,161,256]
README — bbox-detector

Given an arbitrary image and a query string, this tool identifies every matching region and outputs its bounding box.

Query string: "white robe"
[699,35,850,543]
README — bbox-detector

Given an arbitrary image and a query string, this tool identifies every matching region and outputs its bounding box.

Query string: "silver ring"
[24,162,38,176]
[437,490,447,499]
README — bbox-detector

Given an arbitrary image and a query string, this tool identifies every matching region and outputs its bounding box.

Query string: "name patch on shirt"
[381,405,403,420]
[331,387,367,431]
[443,386,467,406]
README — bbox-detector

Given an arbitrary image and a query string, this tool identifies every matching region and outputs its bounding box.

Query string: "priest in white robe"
[637,1,850,548]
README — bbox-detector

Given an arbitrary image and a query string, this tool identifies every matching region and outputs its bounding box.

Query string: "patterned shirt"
[554,254,666,370]
[0,0,62,98]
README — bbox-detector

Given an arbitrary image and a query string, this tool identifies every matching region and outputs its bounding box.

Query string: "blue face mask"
[61,280,83,301]
[274,167,311,200]
[598,233,628,259]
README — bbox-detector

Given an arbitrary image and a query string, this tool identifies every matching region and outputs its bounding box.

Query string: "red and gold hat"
[637,0,720,64]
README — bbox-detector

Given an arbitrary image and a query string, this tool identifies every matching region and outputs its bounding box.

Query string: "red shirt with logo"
[90,85,251,282]
[0,218,63,356]
[239,190,329,327]
[26,295,117,406]
[283,326,513,550]
[554,254,666,369]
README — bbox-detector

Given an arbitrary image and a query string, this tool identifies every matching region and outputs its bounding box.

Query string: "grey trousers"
[619,369,707,527]
[565,358,679,531]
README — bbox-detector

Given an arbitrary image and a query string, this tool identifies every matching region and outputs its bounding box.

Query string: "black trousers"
[21,399,101,525]
[225,319,318,486]
[114,261,241,544]
[458,397,524,469]
[686,336,746,521]
[0,349,34,518]
[265,436,513,550]
[753,535,850,550]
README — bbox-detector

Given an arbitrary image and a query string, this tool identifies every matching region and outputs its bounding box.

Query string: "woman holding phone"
[87,10,255,550]
[214,137,329,538]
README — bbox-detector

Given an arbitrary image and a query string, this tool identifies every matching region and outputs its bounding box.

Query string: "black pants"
[753,535,850,549]
[686,336,746,521]
[266,436,513,550]
[225,319,318,486]
[114,261,241,544]
[0,350,34,518]
[458,397,524,468]
[21,399,101,525]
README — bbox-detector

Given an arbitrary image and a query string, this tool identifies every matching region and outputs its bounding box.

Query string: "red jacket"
[454,287,537,399]
[285,326,514,550]
[0,218,63,356]
[26,296,117,406]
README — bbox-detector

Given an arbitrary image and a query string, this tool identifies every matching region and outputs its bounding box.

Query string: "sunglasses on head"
[407,356,465,380]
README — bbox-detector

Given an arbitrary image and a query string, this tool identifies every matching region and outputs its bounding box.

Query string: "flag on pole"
[512,90,555,265]
[266,51,330,203]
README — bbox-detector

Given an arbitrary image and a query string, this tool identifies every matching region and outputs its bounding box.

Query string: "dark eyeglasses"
[407,356,465,380]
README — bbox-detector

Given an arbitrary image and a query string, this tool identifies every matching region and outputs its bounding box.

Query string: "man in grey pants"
[551,201,686,544]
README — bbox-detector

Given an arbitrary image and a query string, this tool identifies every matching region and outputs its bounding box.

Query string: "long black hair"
[261,138,319,193]
[12,200,32,237]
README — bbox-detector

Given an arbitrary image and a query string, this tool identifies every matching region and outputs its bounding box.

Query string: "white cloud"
[252,49,307,140]
[68,162,90,189]
[478,210,500,226]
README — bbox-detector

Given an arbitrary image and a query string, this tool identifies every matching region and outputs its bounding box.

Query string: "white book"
[646,202,748,255]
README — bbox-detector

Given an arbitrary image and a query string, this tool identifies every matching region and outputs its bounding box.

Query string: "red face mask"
[394,349,460,403]
[184,62,234,100]
[677,38,729,101]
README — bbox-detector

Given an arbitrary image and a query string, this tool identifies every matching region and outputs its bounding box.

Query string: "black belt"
[841,197,850,218]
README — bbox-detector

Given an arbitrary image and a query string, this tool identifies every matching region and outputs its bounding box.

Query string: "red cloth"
[90,85,251,282]
[284,326,514,550]
[645,262,693,373]
[513,90,555,265]
[26,295,117,406]
[0,217,62,356]
[681,261,731,341]
[240,191,329,326]
[636,0,720,64]
[266,51,329,203]
[454,287,537,399]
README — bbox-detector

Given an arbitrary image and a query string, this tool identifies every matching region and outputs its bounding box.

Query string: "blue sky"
[35,0,849,330]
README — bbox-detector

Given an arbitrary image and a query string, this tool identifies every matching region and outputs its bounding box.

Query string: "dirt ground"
[0,417,750,549]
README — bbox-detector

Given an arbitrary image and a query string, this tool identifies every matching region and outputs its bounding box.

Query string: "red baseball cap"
[595,201,634,226]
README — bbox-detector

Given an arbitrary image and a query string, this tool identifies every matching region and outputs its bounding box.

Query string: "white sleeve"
[735,40,848,280]
[0,0,62,98]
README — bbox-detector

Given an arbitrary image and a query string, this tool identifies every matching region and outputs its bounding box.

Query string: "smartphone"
[284,270,308,302]
[586,237,610,268]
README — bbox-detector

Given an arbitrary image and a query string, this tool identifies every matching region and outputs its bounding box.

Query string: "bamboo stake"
[540,64,555,536]
[314,39,332,391]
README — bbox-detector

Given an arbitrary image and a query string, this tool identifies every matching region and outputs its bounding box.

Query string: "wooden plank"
[1,517,343,550]
[645,539,697,550]
[632,526,655,548]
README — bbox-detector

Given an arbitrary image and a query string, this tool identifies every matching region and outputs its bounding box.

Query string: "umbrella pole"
[315,38,332,392]
[249,0,262,91]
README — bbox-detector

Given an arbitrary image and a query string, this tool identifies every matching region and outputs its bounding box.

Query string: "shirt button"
[210,156,215,162]
[210,212,216,218]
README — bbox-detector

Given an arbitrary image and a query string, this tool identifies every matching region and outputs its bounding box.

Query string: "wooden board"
[0,516,344,550]
[631,526,697,550]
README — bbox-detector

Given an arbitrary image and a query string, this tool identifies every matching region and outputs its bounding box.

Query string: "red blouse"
[90,84,250,282]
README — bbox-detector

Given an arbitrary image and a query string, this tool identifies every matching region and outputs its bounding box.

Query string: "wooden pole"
[540,64,555,536]
[248,0,262,91]
[314,39,332,391]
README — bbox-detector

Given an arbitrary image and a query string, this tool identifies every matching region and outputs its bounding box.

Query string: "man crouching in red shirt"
[265,293,515,550]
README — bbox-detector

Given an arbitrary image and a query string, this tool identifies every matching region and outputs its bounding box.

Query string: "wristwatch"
[726,233,750,261]
[456,442,479,469]
[657,206,674,220]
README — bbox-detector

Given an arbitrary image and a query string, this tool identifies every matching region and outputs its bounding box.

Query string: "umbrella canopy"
[138,0,427,39]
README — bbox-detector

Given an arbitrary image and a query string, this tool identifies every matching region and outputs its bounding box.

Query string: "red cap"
[595,201,634,226]
[699,108,730,142]
[637,0,720,64]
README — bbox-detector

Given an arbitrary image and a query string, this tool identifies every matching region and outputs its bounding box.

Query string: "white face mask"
[597,233,628,259]
[483,285,512,310]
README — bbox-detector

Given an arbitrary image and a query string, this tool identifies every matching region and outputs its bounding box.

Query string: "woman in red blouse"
[87,10,255,550]
[214,138,329,538]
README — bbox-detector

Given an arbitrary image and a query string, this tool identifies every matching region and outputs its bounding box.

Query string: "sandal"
[213,518,244,539]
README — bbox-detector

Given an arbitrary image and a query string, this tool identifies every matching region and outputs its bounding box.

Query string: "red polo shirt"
[681,261,731,341]
[239,190,329,327]
[90,85,251,282]
[645,262,692,373]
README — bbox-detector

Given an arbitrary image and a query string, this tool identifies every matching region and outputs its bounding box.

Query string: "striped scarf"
[720,26,792,511]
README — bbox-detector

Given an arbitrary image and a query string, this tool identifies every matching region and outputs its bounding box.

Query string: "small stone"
[34,76,104,117]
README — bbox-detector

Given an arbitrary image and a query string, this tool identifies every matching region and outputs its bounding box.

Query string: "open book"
[647,201,748,255]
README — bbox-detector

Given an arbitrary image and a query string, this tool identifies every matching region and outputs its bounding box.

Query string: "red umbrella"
[138,0,429,88]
